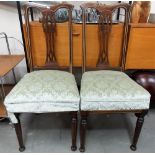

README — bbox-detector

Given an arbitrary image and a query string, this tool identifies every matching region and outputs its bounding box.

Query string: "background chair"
[4,3,80,152]
[79,3,150,152]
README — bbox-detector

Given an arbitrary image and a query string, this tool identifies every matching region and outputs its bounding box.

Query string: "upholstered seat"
[80,70,150,111]
[4,70,80,123]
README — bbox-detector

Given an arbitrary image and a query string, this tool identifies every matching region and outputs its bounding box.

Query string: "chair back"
[23,2,74,73]
[80,3,131,73]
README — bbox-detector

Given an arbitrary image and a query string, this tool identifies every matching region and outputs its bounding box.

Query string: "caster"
[130,145,137,151]
[79,147,85,152]
[19,146,25,152]
[71,145,77,151]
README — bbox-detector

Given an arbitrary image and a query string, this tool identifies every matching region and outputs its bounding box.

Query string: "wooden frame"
[0,55,24,119]
[23,2,74,73]
[79,2,149,152]
[13,2,78,152]
[81,2,131,72]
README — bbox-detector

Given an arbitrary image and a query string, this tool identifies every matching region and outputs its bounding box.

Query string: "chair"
[79,3,151,152]
[4,3,80,152]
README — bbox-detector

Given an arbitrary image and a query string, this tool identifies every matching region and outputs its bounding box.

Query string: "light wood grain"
[85,24,123,67]
[23,22,123,68]
[129,23,155,28]
[0,85,13,117]
[0,103,7,117]
[126,25,155,69]
[0,55,24,77]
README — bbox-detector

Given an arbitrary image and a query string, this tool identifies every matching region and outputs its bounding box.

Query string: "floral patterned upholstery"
[80,70,151,111]
[4,70,80,123]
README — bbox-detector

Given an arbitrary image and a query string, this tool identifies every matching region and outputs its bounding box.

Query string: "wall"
[151,1,155,13]
[0,1,155,84]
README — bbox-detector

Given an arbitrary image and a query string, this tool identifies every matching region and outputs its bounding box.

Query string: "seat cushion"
[80,70,150,111]
[4,70,80,113]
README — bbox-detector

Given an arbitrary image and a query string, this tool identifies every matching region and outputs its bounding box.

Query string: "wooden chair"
[79,3,150,152]
[4,3,80,152]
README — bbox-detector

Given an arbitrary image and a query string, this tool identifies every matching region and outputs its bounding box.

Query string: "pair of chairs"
[4,2,150,152]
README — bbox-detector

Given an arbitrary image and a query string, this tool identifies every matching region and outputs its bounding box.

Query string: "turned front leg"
[14,114,25,152]
[130,110,148,151]
[71,112,78,151]
[79,111,87,152]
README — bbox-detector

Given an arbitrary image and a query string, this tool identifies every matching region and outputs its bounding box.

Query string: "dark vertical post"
[16,1,30,72]
[30,8,34,21]
[129,1,132,5]
[71,112,78,151]
[117,1,121,21]
[130,110,148,151]
[79,111,87,152]
[29,1,34,21]
[14,114,25,152]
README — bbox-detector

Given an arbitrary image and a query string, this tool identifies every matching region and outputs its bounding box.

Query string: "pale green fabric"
[80,70,150,111]
[4,70,80,123]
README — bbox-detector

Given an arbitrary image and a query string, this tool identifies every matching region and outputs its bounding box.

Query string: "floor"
[0,110,155,153]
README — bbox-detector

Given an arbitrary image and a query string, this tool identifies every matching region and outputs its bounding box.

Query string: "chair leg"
[79,111,87,152]
[130,110,148,151]
[71,112,78,151]
[14,114,25,152]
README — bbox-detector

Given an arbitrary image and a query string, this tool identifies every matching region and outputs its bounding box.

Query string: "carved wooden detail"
[23,3,74,72]
[42,9,56,66]
[80,3,131,72]
[98,10,113,67]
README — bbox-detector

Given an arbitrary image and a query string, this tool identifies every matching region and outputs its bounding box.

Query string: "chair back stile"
[23,3,74,73]
[81,3,131,73]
